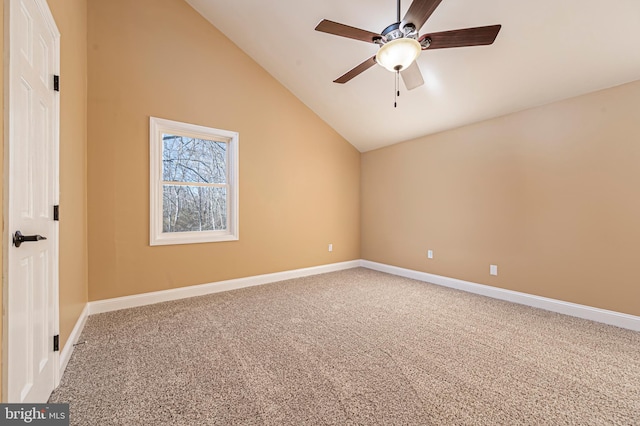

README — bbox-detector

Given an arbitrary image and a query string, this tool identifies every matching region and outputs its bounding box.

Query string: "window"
[150,117,238,245]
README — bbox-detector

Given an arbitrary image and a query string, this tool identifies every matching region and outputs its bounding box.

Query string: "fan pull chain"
[394,70,400,108]
[396,0,401,107]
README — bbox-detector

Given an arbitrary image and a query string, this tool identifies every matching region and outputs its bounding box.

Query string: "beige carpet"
[50,268,640,425]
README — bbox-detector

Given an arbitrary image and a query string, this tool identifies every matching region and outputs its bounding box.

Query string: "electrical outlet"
[328,244,333,252]
[490,264,498,276]
[427,250,433,259]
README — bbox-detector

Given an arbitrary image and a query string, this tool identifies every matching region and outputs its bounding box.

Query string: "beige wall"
[47,0,89,349]
[87,0,360,301]
[362,79,640,317]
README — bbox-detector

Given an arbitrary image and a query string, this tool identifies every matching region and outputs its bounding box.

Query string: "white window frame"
[149,117,239,246]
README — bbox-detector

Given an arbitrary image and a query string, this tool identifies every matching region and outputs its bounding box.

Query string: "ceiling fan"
[315,0,501,91]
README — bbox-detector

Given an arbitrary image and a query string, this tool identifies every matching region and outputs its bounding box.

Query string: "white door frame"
[2,0,61,401]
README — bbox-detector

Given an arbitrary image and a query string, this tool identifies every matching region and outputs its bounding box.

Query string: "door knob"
[13,230,47,248]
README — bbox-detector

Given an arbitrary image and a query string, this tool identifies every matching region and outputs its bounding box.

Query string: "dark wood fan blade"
[402,0,443,31]
[334,56,377,84]
[315,19,381,44]
[421,25,502,49]
[401,61,424,90]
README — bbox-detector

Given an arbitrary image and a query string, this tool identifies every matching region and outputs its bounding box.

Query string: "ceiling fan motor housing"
[378,22,418,44]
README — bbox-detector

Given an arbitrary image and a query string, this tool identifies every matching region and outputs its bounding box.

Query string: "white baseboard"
[88,260,361,315]
[361,260,640,332]
[83,259,639,332]
[58,303,89,383]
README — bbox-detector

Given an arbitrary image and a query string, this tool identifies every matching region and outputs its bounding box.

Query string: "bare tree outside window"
[162,136,228,233]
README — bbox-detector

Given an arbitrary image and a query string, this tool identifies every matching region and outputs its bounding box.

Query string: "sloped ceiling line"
[186,0,640,152]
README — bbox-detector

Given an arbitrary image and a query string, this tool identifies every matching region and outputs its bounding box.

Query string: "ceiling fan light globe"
[376,38,421,72]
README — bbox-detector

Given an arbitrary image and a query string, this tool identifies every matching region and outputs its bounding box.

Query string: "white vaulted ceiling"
[186,0,640,152]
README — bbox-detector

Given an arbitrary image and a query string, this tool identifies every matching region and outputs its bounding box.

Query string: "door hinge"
[53,205,59,221]
[53,75,60,92]
[53,335,59,352]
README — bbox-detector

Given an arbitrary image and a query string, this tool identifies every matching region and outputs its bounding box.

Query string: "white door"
[5,0,60,403]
